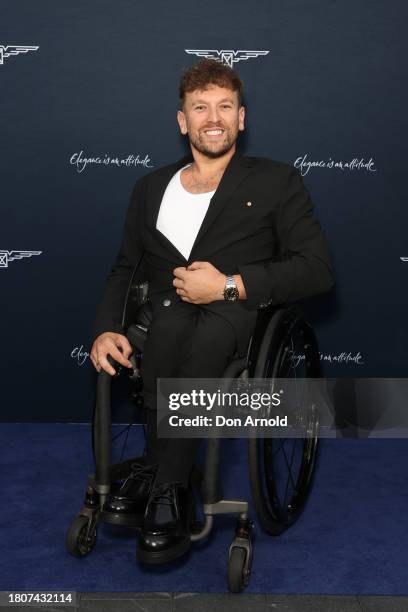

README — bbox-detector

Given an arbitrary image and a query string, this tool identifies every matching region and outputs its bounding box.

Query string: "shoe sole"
[137,534,191,564]
[99,510,144,529]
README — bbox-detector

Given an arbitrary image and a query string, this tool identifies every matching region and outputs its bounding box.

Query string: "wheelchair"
[66,259,321,593]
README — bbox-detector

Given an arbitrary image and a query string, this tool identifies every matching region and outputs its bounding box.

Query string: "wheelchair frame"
[66,264,321,593]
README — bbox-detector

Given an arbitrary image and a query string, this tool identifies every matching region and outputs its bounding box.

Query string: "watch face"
[224,286,239,302]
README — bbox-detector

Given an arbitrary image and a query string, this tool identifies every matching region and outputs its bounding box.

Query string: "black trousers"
[140,299,251,488]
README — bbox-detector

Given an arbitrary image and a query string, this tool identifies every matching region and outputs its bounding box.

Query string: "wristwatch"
[223,275,240,302]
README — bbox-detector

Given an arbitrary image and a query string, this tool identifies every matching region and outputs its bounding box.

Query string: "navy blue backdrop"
[1,0,407,421]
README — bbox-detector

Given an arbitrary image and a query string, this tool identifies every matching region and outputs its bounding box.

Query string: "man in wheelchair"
[90,58,334,565]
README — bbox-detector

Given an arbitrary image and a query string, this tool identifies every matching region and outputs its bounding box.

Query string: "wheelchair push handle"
[106,353,134,378]
[91,331,134,376]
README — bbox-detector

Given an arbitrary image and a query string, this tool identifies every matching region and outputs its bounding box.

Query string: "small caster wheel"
[66,515,97,558]
[227,547,247,593]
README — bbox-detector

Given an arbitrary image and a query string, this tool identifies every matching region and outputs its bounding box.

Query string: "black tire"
[227,547,247,593]
[66,515,97,558]
[248,305,320,535]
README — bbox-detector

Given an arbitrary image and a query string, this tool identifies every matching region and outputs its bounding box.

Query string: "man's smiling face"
[177,84,245,159]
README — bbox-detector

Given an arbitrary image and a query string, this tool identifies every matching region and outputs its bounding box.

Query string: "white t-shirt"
[156,163,216,260]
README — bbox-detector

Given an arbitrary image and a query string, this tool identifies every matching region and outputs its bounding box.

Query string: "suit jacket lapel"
[188,151,254,261]
[145,150,255,263]
[145,153,193,262]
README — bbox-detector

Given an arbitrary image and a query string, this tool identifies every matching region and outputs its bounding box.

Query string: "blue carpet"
[1,423,407,594]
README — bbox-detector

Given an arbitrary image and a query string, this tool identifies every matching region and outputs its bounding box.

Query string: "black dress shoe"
[136,480,194,564]
[101,463,158,528]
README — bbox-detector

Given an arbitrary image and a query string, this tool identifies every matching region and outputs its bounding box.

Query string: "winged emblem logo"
[0,45,39,65]
[400,257,408,262]
[185,49,269,68]
[0,250,42,268]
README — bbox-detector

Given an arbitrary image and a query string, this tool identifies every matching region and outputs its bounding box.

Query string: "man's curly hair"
[179,58,244,109]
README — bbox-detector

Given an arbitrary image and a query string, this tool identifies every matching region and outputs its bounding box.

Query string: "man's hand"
[90,332,133,376]
[173,261,226,304]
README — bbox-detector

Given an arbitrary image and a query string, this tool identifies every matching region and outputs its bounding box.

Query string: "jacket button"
[246,201,252,207]
[162,299,171,307]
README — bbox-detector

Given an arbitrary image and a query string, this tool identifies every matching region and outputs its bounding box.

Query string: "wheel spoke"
[282,439,298,507]
[272,438,288,457]
[110,422,135,462]
[281,443,296,488]
[111,423,133,443]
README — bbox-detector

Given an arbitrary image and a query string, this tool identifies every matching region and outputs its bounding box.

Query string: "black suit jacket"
[93,151,334,350]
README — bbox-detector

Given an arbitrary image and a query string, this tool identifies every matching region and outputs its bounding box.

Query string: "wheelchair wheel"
[248,305,320,535]
[227,547,247,593]
[66,515,97,557]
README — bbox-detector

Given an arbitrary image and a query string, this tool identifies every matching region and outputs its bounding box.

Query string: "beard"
[188,126,238,159]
